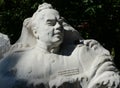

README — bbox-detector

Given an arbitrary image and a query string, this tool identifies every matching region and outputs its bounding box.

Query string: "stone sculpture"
[0,33,10,59]
[0,3,119,88]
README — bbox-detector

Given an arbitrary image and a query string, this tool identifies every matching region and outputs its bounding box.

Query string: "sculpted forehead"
[39,9,60,20]
[31,9,61,27]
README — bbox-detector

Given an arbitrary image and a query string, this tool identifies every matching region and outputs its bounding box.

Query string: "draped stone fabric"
[49,43,120,88]
[0,3,119,88]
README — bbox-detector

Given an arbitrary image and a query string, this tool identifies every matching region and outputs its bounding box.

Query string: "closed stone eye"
[46,20,56,26]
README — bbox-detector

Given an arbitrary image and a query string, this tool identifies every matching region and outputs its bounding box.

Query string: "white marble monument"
[0,3,119,88]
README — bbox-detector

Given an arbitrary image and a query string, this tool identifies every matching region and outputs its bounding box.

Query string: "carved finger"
[83,40,93,46]
[83,39,99,49]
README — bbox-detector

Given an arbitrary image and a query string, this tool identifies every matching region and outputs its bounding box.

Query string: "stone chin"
[51,36,63,45]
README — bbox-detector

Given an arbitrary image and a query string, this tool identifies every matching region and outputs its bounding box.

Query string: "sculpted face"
[33,9,64,46]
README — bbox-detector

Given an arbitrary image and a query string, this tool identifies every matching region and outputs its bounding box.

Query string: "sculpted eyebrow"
[46,19,56,22]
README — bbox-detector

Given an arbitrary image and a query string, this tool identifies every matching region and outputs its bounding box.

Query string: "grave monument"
[0,3,119,88]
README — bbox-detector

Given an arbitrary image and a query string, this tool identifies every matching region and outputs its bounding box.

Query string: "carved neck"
[35,40,60,53]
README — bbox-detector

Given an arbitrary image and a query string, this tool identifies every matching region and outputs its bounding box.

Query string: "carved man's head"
[14,3,80,52]
[29,3,64,47]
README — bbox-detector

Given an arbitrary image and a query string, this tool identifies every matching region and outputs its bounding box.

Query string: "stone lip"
[0,33,11,59]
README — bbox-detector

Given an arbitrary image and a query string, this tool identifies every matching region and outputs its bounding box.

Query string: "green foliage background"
[0,0,120,69]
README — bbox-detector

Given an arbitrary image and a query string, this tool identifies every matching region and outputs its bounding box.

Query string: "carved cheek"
[48,31,54,37]
[46,27,54,36]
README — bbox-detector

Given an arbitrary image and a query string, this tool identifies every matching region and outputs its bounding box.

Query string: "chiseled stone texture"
[0,3,120,88]
[0,33,10,59]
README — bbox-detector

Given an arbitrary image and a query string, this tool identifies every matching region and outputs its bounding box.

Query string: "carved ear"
[32,29,39,40]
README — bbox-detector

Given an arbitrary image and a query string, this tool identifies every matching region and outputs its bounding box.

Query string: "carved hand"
[83,39,110,56]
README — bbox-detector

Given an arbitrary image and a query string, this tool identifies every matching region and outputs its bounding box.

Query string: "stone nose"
[54,22,62,30]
